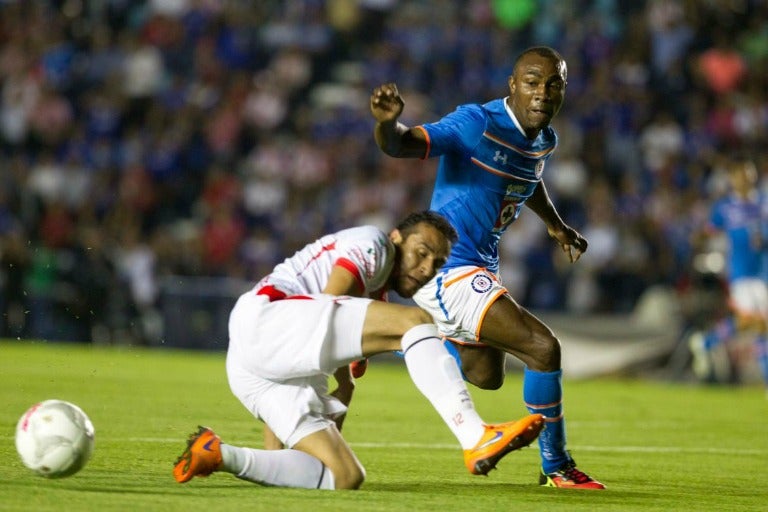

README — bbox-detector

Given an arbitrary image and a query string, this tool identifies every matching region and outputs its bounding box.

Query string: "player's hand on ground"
[371,83,404,123]
[548,224,587,263]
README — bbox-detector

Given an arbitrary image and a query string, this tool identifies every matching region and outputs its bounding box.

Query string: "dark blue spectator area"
[0,0,766,345]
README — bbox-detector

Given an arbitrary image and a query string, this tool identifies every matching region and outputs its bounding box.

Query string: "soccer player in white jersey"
[173,211,544,490]
[370,47,604,489]
[689,156,768,392]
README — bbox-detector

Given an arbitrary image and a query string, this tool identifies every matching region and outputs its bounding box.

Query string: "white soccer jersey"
[254,225,395,299]
[227,225,397,447]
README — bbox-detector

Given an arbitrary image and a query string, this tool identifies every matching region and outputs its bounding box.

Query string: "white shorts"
[226,291,371,447]
[729,278,768,321]
[413,266,507,345]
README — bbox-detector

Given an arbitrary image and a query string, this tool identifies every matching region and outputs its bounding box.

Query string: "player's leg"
[478,295,566,463]
[744,280,768,392]
[291,425,364,489]
[173,292,362,489]
[445,341,506,390]
[479,293,561,372]
[479,294,603,488]
[203,367,362,489]
[361,301,544,475]
[729,279,768,388]
[361,301,490,447]
[755,335,768,393]
[415,267,602,488]
[173,425,343,489]
[174,423,361,489]
[220,423,364,490]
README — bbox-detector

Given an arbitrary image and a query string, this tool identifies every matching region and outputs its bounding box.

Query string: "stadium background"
[0,0,765,374]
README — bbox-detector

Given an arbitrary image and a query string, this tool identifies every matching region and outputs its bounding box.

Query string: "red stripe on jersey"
[336,257,365,293]
[296,241,338,277]
[415,125,431,160]
[255,285,287,301]
[255,286,313,302]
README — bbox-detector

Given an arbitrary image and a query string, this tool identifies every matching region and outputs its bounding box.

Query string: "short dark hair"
[396,210,458,244]
[513,46,566,78]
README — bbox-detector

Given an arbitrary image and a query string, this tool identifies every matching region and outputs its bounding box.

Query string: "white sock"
[220,444,335,489]
[401,324,485,449]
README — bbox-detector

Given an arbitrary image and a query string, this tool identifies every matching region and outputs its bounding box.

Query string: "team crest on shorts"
[471,274,493,294]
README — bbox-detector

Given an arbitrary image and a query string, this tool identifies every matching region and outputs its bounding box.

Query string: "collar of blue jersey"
[502,97,528,139]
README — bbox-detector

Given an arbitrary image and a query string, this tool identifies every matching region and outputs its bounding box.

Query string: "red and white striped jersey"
[253,225,395,300]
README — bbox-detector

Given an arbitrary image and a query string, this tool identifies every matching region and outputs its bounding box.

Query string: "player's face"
[508,53,566,138]
[728,161,757,194]
[390,223,451,298]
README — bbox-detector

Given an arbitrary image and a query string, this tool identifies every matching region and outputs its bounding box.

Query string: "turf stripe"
[3,435,761,455]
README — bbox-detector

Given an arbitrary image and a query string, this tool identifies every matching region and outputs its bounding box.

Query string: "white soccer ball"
[15,400,95,478]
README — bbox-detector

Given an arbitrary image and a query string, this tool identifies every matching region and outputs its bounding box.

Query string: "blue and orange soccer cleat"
[173,426,223,483]
[463,413,544,475]
[539,456,605,489]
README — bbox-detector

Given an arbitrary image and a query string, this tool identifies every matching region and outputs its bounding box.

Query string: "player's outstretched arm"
[370,83,429,158]
[526,181,587,262]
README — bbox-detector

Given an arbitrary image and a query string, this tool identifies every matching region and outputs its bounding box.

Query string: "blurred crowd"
[0,0,767,344]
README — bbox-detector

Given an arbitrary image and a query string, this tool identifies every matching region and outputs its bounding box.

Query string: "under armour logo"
[493,150,508,165]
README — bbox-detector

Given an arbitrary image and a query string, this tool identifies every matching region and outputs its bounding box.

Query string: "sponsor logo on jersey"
[506,184,528,195]
[350,247,375,278]
[493,150,509,165]
[471,274,493,294]
[493,199,520,232]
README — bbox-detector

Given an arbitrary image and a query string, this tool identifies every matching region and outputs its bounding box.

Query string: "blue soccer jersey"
[709,192,768,282]
[418,98,557,273]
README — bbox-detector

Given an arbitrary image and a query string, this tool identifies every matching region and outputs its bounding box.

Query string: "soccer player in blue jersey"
[689,156,768,393]
[370,46,605,489]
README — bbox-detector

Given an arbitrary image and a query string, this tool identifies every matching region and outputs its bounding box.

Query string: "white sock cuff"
[401,323,440,353]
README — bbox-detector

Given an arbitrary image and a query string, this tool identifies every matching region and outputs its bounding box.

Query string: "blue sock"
[704,317,736,350]
[523,367,568,473]
[755,336,768,386]
[443,340,467,381]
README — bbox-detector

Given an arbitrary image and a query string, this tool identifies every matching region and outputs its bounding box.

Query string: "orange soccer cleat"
[173,426,223,483]
[463,413,544,475]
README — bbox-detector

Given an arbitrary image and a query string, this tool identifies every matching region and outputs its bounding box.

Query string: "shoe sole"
[472,418,544,475]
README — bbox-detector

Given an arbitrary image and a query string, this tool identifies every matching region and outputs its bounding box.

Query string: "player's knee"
[538,335,561,370]
[405,307,433,327]
[463,364,505,390]
[334,463,366,490]
[524,332,560,372]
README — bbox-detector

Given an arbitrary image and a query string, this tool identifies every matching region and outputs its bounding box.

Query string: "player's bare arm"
[324,264,365,296]
[371,83,428,158]
[525,181,587,262]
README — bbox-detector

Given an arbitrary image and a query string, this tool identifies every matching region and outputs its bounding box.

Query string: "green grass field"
[1,340,766,512]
